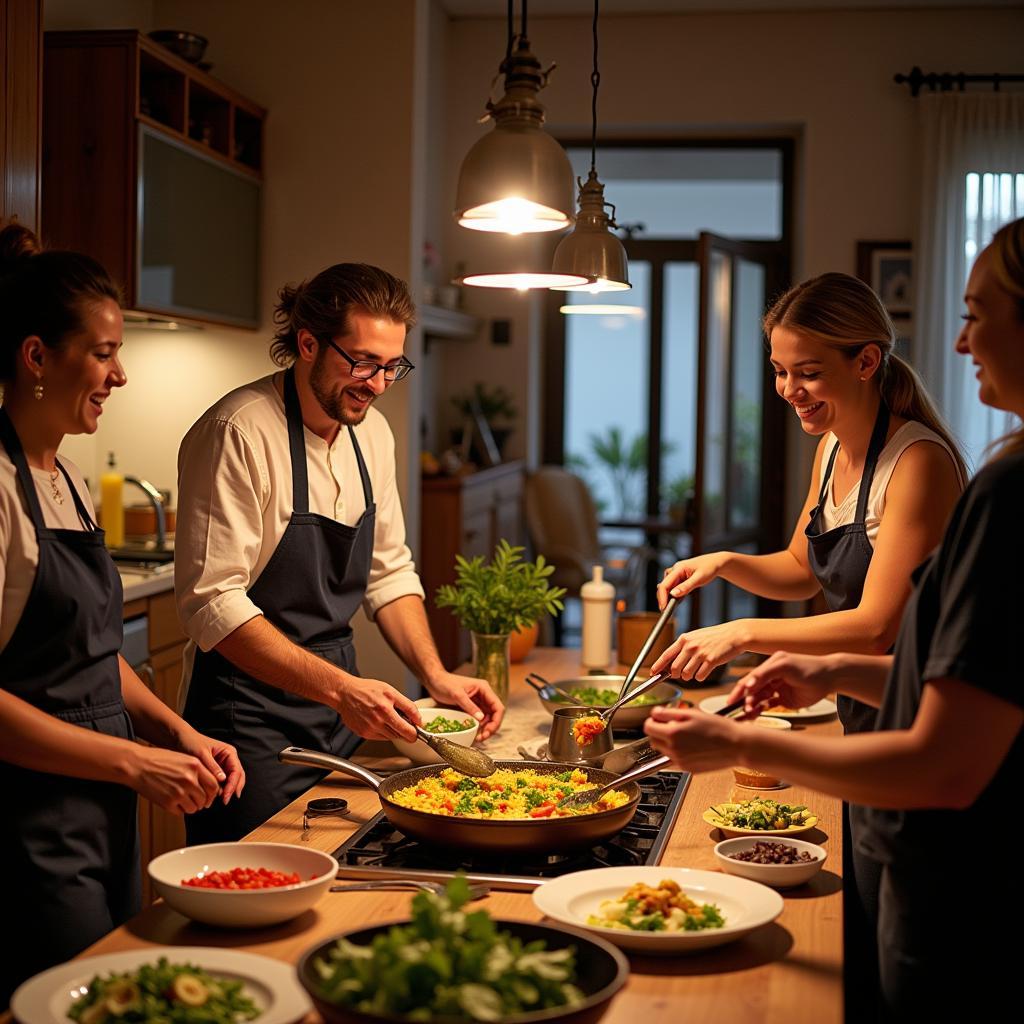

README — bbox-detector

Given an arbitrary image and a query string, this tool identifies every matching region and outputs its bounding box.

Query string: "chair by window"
[524,466,650,642]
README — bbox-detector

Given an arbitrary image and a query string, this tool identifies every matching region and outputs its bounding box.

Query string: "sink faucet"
[124,476,167,550]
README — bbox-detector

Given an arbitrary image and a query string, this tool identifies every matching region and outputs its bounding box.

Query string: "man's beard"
[310,348,375,425]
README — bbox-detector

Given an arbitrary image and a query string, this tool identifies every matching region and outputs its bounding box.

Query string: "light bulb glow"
[462,271,590,290]
[559,304,646,317]
[459,197,570,234]
[550,276,632,294]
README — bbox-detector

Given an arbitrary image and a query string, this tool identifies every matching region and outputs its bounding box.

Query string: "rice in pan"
[389,767,630,819]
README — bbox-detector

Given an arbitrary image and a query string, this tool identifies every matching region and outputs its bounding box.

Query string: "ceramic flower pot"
[509,621,540,663]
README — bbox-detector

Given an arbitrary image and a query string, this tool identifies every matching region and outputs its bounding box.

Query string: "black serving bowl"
[298,919,629,1024]
[148,30,208,64]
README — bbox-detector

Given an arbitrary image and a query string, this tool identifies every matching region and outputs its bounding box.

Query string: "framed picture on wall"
[856,240,913,317]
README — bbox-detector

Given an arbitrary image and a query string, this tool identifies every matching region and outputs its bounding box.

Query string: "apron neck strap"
[283,367,310,514]
[347,425,374,506]
[816,440,841,507]
[0,406,49,532]
[853,402,891,523]
[58,461,98,530]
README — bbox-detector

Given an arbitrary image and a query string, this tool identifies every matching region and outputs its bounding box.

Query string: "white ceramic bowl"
[714,836,827,889]
[392,706,480,765]
[148,842,338,927]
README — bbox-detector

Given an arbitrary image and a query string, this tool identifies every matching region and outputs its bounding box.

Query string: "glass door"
[691,231,786,626]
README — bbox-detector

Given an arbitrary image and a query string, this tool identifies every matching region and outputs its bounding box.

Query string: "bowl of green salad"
[298,877,629,1024]
[392,706,480,766]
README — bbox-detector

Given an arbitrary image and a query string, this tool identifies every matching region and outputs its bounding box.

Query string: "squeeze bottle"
[581,565,615,670]
[101,451,124,549]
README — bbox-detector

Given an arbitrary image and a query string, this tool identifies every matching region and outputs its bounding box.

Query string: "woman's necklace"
[49,467,64,505]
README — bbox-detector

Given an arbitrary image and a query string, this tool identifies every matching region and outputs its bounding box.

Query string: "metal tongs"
[617,596,679,699]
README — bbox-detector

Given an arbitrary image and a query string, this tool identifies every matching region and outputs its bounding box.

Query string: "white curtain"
[915,93,1024,471]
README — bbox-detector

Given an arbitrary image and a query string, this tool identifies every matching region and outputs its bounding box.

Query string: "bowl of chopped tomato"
[147,842,338,927]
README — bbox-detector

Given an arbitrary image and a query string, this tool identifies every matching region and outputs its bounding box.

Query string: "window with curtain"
[915,93,1024,471]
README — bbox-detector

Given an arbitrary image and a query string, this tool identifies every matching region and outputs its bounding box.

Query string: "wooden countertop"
[13,648,843,1023]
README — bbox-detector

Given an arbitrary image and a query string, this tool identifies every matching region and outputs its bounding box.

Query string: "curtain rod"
[894,65,1024,97]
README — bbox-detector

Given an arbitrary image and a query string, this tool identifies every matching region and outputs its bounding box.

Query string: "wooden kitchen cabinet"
[127,588,187,904]
[42,30,264,328]
[1,0,42,231]
[419,462,525,669]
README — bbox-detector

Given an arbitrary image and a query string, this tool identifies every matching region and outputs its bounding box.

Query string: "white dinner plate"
[11,946,311,1024]
[699,694,838,721]
[532,866,784,954]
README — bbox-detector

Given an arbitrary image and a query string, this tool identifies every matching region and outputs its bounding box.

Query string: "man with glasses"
[175,262,503,843]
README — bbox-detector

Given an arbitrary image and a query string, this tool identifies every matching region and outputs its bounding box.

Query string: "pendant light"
[454,1,575,235]
[551,0,631,296]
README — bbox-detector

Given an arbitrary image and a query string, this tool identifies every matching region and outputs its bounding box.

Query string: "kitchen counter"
[10,649,843,1023]
[119,567,175,603]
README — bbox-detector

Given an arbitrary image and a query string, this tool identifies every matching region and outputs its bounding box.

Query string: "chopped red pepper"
[529,803,555,818]
[181,866,302,889]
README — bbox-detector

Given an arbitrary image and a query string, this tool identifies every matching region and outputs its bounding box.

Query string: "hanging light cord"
[522,0,528,38]
[590,0,600,175]
[503,0,514,71]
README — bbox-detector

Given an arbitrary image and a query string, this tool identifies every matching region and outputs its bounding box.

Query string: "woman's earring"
[33,380,44,400]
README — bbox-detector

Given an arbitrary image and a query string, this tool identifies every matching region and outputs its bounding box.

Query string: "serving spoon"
[406,719,497,778]
[560,695,749,808]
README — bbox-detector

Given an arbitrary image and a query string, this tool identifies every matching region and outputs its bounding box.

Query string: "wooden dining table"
[7,648,844,1024]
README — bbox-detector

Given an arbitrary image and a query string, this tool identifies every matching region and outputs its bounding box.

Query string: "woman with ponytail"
[654,273,965,699]
[644,219,1024,1017]
[0,222,242,1004]
[652,272,966,1016]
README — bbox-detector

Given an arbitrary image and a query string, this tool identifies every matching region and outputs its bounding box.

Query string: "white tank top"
[817,421,961,542]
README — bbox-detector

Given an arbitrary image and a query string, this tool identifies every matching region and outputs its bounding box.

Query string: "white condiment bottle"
[580,565,615,670]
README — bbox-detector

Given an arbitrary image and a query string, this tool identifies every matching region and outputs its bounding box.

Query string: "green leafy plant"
[450,382,517,425]
[435,540,566,635]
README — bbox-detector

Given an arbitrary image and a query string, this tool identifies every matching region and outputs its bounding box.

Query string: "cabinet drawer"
[149,590,186,651]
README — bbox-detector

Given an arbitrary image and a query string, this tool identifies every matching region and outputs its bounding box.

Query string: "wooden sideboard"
[419,461,525,669]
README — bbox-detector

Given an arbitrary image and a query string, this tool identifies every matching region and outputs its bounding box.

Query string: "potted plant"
[434,540,566,703]
[449,382,517,462]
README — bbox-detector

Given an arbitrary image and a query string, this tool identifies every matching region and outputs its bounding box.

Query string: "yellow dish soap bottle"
[101,451,124,549]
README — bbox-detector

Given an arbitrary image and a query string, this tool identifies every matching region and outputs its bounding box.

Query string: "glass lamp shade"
[550,171,630,292]
[459,269,590,290]
[454,36,575,235]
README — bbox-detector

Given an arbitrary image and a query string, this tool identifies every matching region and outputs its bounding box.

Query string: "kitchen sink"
[110,545,174,574]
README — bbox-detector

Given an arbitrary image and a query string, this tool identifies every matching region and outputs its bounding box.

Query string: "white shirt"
[174,373,424,665]
[0,450,96,652]
[818,421,961,542]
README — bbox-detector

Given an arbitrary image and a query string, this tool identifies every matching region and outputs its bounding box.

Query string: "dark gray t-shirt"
[854,448,1024,865]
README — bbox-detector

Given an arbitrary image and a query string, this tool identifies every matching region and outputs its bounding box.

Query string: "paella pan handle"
[278,746,384,790]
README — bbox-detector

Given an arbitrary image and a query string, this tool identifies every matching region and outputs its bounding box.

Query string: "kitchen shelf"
[420,303,479,340]
[43,30,265,328]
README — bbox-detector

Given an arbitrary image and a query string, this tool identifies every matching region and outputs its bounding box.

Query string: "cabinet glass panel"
[138,129,260,326]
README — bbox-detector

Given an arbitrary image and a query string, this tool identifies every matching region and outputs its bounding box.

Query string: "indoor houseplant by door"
[435,540,565,704]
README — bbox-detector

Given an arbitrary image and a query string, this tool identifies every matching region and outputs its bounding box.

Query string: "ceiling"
[442,1,1021,16]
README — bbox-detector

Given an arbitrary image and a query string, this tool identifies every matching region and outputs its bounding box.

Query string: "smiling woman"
[0,220,244,1006]
[651,270,968,1016]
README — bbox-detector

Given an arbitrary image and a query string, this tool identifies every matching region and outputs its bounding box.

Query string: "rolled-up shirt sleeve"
[362,419,425,618]
[175,417,268,651]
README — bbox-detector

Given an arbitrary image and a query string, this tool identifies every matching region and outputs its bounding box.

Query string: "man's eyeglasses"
[322,337,415,382]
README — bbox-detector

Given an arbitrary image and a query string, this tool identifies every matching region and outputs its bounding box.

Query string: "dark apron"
[805,401,890,1022]
[0,408,138,1006]
[184,367,375,843]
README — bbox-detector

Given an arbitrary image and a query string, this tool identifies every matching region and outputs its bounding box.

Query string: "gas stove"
[331,770,691,891]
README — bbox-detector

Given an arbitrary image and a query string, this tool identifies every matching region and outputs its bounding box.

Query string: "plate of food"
[11,946,311,1024]
[532,866,783,954]
[703,798,819,838]
[699,694,838,721]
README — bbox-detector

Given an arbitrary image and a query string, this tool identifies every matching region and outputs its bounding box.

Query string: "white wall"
[439,6,1024,525]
